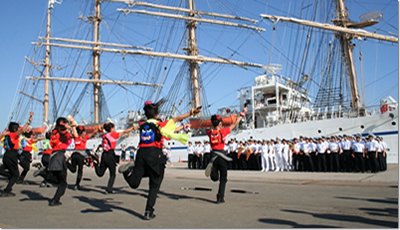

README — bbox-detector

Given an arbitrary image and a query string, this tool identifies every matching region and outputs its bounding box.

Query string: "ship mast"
[187,0,200,109]
[261,0,398,111]
[43,0,53,124]
[334,0,360,109]
[92,0,102,123]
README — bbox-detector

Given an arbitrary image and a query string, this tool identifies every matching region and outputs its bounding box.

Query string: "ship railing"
[254,102,398,129]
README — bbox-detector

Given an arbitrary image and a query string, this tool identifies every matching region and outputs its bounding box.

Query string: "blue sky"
[0,0,398,130]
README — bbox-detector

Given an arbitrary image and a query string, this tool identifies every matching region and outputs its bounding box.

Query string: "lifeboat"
[31,126,46,135]
[189,114,237,129]
[30,124,102,135]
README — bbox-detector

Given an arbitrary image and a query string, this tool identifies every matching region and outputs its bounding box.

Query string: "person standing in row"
[316,138,327,172]
[37,131,53,187]
[203,141,212,169]
[0,112,33,197]
[351,134,365,173]
[365,134,379,173]
[92,122,137,194]
[187,141,194,169]
[205,105,248,204]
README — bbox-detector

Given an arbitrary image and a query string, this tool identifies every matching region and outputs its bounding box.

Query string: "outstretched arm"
[229,106,248,131]
[172,107,202,123]
[17,112,33,136]
[119,125,139,136]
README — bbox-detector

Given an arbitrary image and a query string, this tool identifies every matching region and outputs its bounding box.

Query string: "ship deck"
[0,162,397,228]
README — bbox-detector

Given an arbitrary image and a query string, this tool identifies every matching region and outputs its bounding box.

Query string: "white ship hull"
[91,108,397,164]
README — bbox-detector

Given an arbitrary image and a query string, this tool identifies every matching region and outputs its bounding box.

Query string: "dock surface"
[0,162,398,228]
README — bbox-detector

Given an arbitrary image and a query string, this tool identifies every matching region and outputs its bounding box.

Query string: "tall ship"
[7,0,398,163]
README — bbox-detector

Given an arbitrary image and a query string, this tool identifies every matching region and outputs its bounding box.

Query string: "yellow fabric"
[32,143,39,153]
[149,118,189,145]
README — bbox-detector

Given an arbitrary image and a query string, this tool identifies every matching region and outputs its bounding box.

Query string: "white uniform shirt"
[195,145,204,155]
[228,142,237,153]
[317,142,327,154]
[365,139,379,152]
[352,141,365,153]
[187,145,195,155]
[274,142,283,154]
[328,141,340,152]
[261,144,268,155]
[203,144,211,153]
[341,139,352,151]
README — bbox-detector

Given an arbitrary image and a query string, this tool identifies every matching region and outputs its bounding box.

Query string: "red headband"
[144,101,152,106]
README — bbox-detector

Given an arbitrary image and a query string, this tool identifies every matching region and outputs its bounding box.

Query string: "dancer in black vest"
[118,99,201,220]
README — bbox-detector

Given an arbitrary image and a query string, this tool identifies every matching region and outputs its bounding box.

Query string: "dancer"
[67,125,99,190]
[204,105,248,204]
[0,112,33,197]
[35,131,53,187]
[34,117,75,206]
[118,99,201,220]
[92,122,136,194]
[17,130,45,184]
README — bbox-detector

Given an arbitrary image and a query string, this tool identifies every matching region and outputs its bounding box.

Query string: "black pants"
[94,150,117,193]
[303,154,314,172]
[194,154,203,169]
[210,152,228,201]
[310,152,318,172]
[41,154,50,167]
[42,150,68,202]
[0,150,19,193]
[123,147,164,213]
[330,152,340,172]
[18,151,32,182]
[238,154,247,170]
[318,154,327,172]
[203,153,211,169]
[353,152,365,173]
[67,152,85,186]
[342,150,352,172]
[187,154,193,169]
[367,151,379,173]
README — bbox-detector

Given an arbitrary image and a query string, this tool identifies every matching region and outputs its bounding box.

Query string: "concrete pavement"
[0,162,397,228]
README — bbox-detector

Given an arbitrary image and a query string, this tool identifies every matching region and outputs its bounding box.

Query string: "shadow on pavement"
[258,218,339,228]
[72,195,143,219]
[282,209,398,228]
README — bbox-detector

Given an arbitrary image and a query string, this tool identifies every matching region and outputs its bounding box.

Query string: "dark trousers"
[310,152,318,172]
[18,151,32,182]
[67,152,85,186]
[238,154,247,170]
[123,148,164,213]
[342,150,352,172]
[187,154,193,169]
[230,152,238,170]
[194,154,203,169]
[303,154,314,172]
[203,153,211,169]
[318,154,327,172]
[210,152,228,200]
[353,152,365,173]
[368,151,379,173]
[41,154,50,167]
[292,154,300,171]
[330,152,340,172]
[94,150,117,193]
[0,150,19,193]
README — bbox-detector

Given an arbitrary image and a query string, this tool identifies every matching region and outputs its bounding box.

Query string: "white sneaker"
[205,163,213,177]
[118,162,135,174]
